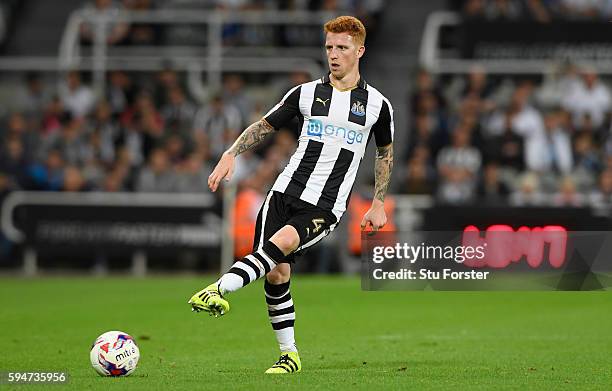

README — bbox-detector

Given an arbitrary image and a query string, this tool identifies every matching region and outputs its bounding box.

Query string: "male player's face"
[325,32,364,80]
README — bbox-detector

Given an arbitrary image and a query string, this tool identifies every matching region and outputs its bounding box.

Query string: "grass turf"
[0,276,610,390]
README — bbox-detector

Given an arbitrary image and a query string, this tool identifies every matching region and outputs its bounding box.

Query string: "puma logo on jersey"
[316,97,330,107]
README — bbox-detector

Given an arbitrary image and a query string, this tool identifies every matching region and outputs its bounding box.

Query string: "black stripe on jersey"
[310,83,333,117]
[317,148,354,210]
[265,86,301,130]
[348,88,368,126]
[372,100,392,147]
[284,140,324,198]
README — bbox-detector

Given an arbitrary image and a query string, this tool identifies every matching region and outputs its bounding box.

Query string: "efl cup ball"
[90,331,140,376]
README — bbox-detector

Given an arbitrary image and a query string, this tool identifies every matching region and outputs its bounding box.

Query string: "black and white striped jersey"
[263,74,394,220]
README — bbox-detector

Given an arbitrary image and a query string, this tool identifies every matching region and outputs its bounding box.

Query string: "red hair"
[323,16,366,46]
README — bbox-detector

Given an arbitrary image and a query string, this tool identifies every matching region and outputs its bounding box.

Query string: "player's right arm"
[208,84,302,192]
[208,119,275,192]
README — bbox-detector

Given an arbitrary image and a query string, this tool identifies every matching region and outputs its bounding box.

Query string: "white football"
[90,331,140,376]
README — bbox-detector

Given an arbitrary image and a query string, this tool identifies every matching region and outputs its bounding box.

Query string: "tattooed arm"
[226,119,275,157]
[360,143,394,231]
[208,119,275,192]
[373,143,394,203]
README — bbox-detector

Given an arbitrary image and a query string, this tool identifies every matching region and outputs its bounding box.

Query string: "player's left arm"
[361,99,394,231]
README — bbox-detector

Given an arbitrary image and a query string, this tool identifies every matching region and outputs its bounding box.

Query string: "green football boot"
[188,282,230,317]
[264,352,301,374]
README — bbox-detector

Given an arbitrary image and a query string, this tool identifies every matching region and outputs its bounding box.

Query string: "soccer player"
[188,15,394,374]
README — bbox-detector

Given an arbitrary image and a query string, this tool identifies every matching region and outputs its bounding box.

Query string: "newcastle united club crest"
[351,101,366,117]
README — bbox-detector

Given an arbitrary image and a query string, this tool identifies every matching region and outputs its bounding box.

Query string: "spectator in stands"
[80,133,108,188]
[26,149,65,191]
[40,115,88,166]
[59,71,96,118]
[483,110,525,175]
[561,67,611,131]
[79,0,129,46]
[552,175,585,206]
[176,152,212,193]
[3,112,39,161]
[536,62,580,109]
[164,134,187,165]
[476,161,510,204]
[509,171,545,206]
[436,125,482,204]
[121,91,165,159]
[402,145,436,195]
[154,67,181,107]
[525,109,573,178]
[135,148,177,192]
[0,137,28,189]
[222,74,253,128]
[16,72,50,123]
[193,94,241,160]
[407,113,446,161]
[107,70,134,115]
[589,169,612,209]
[41,97,68,135]
[410,69,446,118]
[85,101,120,166]
[101,167,128,192]
[62,166,89,192]
[572,130,601,190]
[161,85,197,135]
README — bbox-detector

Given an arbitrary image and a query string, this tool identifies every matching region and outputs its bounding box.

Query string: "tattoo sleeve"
[374,143,394,203]
[227,119,275,157]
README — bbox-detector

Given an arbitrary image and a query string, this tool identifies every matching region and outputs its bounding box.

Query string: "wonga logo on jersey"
[307,119,364,144]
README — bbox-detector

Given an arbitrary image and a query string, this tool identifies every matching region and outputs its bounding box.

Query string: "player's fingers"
[210,173,221,192]
[360,217,368,230]
[225,165,234,182]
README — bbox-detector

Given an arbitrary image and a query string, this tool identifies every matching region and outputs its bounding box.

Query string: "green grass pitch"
[0,276,610,390]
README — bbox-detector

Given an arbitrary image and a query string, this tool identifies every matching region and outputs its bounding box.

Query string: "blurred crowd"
[453,0,612,21]
[404,64,612,209]
[0,69,312,201]
[78,0,384,47]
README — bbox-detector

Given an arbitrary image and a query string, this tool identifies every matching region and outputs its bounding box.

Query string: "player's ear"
[356,45,365,59]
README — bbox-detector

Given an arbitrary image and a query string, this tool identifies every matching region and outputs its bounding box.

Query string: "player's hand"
[208,151,235,192]
[360,199,387,231]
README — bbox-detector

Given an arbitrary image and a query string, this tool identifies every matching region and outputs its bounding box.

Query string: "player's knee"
[270,226,300,253]
[267,264,291,284]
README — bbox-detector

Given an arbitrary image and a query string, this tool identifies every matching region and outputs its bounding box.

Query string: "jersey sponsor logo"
[307,118,364,144]
[316,97,330,107]
[350,101,366,117]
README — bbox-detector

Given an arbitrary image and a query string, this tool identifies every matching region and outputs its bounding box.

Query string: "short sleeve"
[371,99,394,147]
[264,85,302,130]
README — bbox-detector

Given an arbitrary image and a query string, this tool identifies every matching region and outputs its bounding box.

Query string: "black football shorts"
[252,191,338,263]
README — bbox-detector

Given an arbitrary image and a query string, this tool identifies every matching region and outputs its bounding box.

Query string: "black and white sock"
[265,279,297,353]
[217,241,284,295]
